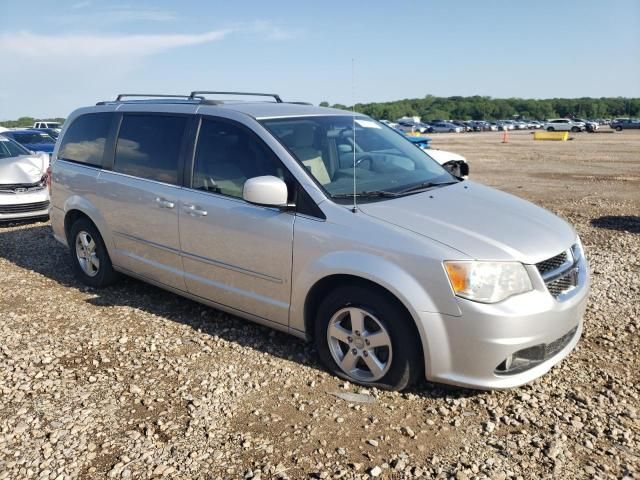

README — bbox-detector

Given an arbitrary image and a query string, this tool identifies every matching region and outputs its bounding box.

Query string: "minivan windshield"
[261,116,456,201]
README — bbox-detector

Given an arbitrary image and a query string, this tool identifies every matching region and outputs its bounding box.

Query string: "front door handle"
[183,204,208,216]
[155,197,175,209]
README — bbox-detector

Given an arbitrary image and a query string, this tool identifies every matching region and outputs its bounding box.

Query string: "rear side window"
[114,115,187,185]
[58,113,112,167]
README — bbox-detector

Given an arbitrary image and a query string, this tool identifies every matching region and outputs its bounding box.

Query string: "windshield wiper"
[396,180,459,195]
[332,190,400,199]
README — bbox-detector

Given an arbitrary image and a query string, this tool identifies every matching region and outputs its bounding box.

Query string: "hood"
[0,154,48,184]
[23,143,55,153]
[358,181,576,264]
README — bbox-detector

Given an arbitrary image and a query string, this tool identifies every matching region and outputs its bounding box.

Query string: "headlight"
[444,261,533,303]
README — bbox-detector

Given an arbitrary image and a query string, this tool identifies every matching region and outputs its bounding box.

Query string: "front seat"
[194,132,249,197]
[289,124,331,185]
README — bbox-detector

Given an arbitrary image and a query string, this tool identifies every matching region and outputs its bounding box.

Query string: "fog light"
[494,327,578,376]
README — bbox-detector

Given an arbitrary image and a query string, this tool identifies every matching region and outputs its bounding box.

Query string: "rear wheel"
[314,284,422,391]
[547,127,555,131]
[69,218,119,288]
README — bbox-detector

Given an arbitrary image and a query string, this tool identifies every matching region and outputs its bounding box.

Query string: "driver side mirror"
[243,176,291,208]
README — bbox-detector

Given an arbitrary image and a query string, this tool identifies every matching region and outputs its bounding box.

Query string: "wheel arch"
[301,273,429,375]
[62,196,115,255]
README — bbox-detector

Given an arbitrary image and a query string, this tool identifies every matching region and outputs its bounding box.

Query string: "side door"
[96,113,191,291]
[178,116,295,326]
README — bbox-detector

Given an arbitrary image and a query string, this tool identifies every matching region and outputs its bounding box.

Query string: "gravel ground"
[1,130,639,479]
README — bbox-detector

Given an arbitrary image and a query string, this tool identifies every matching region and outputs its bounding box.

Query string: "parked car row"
[381,116,633,133]
[385,118,547,133]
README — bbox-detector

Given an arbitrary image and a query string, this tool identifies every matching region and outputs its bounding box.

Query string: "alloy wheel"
[75,231,100,277]
[326,307,393,382]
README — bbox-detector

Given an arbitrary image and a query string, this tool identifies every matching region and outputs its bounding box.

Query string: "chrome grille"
[546,268,578,297]
[0,181,46,194]
[536,251,568,276]
[536,249,579,299]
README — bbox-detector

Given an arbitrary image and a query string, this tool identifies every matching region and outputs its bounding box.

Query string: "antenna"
[351,58,357,213]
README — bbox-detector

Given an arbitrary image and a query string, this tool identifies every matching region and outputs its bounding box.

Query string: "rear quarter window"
[58,113,113,167]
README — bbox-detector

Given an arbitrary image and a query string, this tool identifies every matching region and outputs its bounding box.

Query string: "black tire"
[448,129,454,133]
[68,218,119,288]
[547,127,555,132]
[571,126,580,132]
[314,284,423,391]
[616,126,622,131]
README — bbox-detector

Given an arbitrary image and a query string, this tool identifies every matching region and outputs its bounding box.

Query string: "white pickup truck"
[33,121,63,132]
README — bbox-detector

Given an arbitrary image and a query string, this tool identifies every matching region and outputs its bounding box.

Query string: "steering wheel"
[354,155,373,168]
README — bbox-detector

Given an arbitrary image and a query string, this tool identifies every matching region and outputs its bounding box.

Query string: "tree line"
[319,96,640,121]
[3,97,639,126]
[0,116,66,128]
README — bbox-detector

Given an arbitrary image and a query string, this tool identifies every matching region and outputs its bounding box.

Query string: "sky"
[1,0,639,120]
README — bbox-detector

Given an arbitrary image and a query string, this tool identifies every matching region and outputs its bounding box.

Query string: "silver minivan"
[50,92,590,391]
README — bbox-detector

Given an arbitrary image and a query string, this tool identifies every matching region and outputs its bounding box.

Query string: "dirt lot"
[1,129,639,480]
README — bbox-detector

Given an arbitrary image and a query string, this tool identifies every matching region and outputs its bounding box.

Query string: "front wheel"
[314,285,423,391]
[616,126,622,131]
[547,127,555,131]
[69,218,119,288]
[571,126,580,132]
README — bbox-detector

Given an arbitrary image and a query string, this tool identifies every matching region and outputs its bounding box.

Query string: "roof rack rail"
[114,94,201,101]
[189,91,282,103]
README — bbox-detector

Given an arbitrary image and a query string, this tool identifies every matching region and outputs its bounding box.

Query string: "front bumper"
[0,189,50,222]
[419,256,590,389]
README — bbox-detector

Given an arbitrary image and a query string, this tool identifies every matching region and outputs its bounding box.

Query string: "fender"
[289,250,463,370]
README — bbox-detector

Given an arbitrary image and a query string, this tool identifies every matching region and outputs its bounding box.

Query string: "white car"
[404,136,469,178]
[0,135,50,222]
[496,121,515,130]
[33,121,63,133]
[544,119,585,132]
[425,148,469,178]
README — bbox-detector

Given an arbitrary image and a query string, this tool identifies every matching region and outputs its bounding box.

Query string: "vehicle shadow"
[0,223,479,400]
[590,215,640,234]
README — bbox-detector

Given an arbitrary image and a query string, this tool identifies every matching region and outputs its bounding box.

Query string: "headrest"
[291,123,315,148]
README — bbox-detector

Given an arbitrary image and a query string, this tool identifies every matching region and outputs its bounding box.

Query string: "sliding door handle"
[183,204,208,216]
[155,197,175,209]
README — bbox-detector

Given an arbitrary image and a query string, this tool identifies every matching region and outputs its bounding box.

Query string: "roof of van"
[209,102,353,120]
[94,96,356,120]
